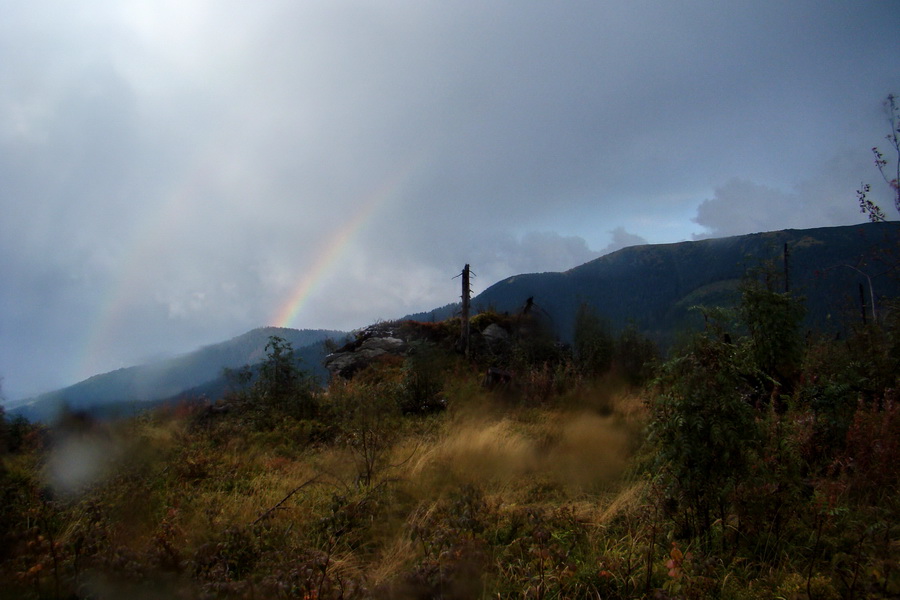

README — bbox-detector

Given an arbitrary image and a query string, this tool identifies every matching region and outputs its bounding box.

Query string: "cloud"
[1,1,898,398]
[692,159,875,239]
[601,228,648,255]
[292,231,600,328]
[471,231,600,278]
[693,179,802,238]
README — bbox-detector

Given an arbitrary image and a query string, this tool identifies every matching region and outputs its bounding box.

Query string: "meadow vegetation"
[1,269,899,599]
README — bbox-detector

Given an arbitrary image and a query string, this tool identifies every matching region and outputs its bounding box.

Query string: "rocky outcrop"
[324,336,406,378]
[481,323,510,347]
[322,316,519,380]
[324,322,414,378]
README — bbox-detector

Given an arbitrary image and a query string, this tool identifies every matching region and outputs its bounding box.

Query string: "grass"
[2,329,899,598]
[0,371,653,599]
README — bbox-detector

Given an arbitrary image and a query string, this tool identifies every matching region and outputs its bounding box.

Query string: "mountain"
[467,222,900,345]
[14,223,900,422]
[10,327,347,422]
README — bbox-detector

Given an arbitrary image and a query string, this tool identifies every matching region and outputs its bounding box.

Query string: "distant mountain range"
[465,222,900,344]
[9,327,347,422]
[11,222,900,422]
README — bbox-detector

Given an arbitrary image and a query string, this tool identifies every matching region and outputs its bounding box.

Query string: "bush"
[573,303,615,377]
[650,332,761,547]
[612,324,658,387]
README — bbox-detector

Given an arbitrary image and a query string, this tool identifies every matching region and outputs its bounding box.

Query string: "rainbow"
[271,165,415,329]
[75,155,419,382]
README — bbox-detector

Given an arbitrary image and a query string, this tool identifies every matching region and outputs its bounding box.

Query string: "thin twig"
[251,475,322,526]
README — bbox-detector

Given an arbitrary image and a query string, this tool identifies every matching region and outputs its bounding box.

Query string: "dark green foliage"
[397,345,450,414]
[468,310,509,333]
[650,332,761,547]
[227,336,319,427]
[397,319,458,345]
[223,363,253,394]
[845,315,900,397]
[796,339,861,458]
[738,273,806,386]
[471,223,900,352]
[256,337,306,408]
[645,242,900,596]
[0,406,42,565]
[0,465,32,562]
[731,411,808,562]
[511,314,567,373]
[573,303,614,377]
[613,324,658,387]
[572,304,658,386]
[649,273,807,549]
[5,235,900,598]
[329,378,404,488]
[794,309,900,464]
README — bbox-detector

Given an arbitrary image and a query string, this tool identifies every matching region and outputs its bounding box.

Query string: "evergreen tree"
[573,303,614,377]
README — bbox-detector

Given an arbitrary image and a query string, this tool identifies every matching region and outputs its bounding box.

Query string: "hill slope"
[470,222,900,344]
[10,327,347,421]
[14,222,899,421]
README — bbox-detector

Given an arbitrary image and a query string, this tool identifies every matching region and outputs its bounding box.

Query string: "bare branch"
[251,475,322,525]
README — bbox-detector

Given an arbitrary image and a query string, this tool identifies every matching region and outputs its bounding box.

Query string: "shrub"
[573,303,615,377]
[649,332,761,548]
[612,324,658,387]
[738,275,805,387]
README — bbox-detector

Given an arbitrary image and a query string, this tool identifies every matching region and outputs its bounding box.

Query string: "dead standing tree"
[455,264,473,356]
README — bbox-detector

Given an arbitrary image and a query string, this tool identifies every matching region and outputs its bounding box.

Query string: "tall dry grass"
[5,375,655,599]
[402,381,646,498]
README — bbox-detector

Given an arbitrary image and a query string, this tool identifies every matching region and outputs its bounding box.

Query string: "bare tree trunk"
[459,264,471,356]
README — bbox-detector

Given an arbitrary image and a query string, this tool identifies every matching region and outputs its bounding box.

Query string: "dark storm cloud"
[1,1,898,399]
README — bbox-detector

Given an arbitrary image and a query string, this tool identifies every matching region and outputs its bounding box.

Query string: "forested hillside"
[473,222,900,345]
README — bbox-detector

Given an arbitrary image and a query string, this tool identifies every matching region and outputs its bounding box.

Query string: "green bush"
[650,332,761,547]
[573,303,615,378]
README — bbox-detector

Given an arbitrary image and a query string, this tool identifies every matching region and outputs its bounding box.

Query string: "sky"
[1,1,899,401]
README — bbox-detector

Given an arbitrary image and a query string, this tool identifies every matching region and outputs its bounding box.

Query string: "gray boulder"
[481,323,510,346]
[325,335,407,378]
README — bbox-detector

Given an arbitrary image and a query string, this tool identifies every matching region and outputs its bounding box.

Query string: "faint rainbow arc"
[272,168,413,329]
[76,164,211,381]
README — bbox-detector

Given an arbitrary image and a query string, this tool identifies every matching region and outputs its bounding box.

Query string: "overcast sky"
[2,1,899,400]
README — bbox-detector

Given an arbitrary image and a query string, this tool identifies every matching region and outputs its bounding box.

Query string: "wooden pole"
[459,264,471,356]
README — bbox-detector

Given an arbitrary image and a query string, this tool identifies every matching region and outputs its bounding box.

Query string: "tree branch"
[251,475,322,526]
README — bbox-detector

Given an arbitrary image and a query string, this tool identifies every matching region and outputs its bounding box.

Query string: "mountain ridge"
[9,327,347,421]
[12,222,900,421]
[468,222,900,344]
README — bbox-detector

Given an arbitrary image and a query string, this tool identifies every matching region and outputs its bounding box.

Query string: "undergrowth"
[1,300,898,598]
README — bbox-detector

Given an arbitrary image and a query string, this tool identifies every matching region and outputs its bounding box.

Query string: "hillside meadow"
[1,275,899,599]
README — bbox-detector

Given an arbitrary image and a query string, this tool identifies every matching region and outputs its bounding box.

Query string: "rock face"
[325,336,406,378]
[324,322,411,378]
[481,323,510,347]
[322,316,519,380]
